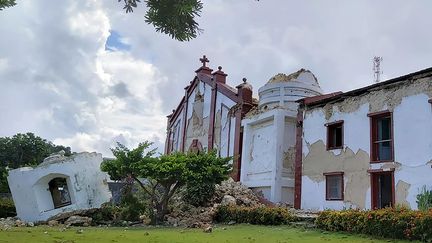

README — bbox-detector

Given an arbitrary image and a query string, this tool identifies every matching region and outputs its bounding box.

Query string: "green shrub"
[316,208,432,241]
[0,197,16,218]
[183,181,215,206]
[214,205,298,225]
[90,203,122,225]
[119,191,147,222]
[417,186,432,211]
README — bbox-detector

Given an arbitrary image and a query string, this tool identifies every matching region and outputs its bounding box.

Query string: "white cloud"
[0,0,167,156]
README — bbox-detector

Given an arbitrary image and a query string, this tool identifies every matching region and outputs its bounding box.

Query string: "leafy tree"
[120,0,203,41]
[0,132,72,193]
[0,0,15,11]
[0,132,71,169]
[101,141,231,223]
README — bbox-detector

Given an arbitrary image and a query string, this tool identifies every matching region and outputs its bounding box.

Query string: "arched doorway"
[48,178,72,209]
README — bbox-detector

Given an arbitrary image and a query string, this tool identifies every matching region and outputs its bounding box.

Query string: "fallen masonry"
[1,178,317,230]
[7,152,112,222]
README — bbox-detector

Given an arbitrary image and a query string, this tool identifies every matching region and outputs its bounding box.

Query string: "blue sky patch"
[105,30,131,51]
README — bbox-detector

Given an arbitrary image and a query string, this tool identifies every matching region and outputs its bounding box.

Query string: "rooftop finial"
[218,66,222,71]
[373,56,383,83]
[242,78,247,83]
[200,55,209,67]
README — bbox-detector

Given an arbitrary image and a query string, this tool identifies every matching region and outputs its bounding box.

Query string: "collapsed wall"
[7,152,112,222]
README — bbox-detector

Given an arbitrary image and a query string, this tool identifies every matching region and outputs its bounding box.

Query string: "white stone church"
[166,55,432,211]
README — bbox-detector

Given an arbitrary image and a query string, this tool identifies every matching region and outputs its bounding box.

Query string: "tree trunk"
[154,198,169,224]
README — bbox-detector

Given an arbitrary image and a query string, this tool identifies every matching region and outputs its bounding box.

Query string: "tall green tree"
[0,132,71,169]
[101,141,231,223]
[0,133,71,192]
[0,132,72,193]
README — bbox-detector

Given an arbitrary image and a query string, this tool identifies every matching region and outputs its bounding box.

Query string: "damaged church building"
[7,152,111,222]
[166,56,432,210]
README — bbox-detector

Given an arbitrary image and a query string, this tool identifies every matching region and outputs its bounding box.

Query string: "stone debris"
[203,225,212,233]
[220,195,236,206]
[47,208,98,223]
[48,220,59,227]
[64,216,92,227]
[0,179,317,229]
[213,178,263,207]
[0,217,16,230]
[0,217,38,229]
[14,219,24,227]
[165,178,264,227]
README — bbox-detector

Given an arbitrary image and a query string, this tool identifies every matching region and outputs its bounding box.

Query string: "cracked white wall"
[7,152,111,222]
[241,70,323,204]
[301,80,432,210]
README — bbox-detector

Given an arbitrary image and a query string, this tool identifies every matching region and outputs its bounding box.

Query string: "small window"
[326,121,343,150]
[324,172,344,200]
[369,111,393,162]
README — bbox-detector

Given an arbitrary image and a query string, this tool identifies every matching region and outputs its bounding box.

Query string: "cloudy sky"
[0,0,431,156]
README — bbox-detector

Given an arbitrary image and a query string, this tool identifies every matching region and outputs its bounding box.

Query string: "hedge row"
[0,198,16,218]
[214,205,298,225]
[316,208,432,242]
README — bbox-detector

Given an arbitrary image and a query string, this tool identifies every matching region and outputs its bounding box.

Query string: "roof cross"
[199,55,209,67]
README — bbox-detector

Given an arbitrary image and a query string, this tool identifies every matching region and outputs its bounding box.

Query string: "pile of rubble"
[166,178,264,227]
[2,179,317,230]
[0,217,33,230]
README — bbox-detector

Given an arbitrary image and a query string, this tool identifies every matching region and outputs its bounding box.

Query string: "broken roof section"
[299,67,432,107]
[267,69,323,92]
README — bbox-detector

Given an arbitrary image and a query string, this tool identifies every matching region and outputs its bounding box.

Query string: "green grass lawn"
[0,224,418,243]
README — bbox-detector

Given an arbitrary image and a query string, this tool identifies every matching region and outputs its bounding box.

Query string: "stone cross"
[200,55,209,67]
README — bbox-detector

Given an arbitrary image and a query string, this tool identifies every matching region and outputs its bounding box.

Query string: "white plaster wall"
[202,82,212,119]
[219,105,230,157]
[169,108,184,152]
[393,94,432,166]
[229,116,236,158]
[186,88,195,122]
[301,176,345,211]
[215,90,236,155]
[303,103,370,156]
[301,92,432,210]
[392,94,432,209]
[241,109,296,203]
[7,152,111,222]
[248,118,275,177]
[282,118,296,178]
[241,71,322,204]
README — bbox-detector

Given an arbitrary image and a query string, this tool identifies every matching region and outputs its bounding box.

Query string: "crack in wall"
[303,140,370,208]
[283,147,296,178]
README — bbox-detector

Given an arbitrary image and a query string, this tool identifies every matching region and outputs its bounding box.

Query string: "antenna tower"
[373,56,383,83]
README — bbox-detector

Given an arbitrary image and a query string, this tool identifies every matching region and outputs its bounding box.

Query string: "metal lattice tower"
[373,56,383,83]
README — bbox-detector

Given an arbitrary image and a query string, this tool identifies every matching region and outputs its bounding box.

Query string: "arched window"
[48,178,72,209]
